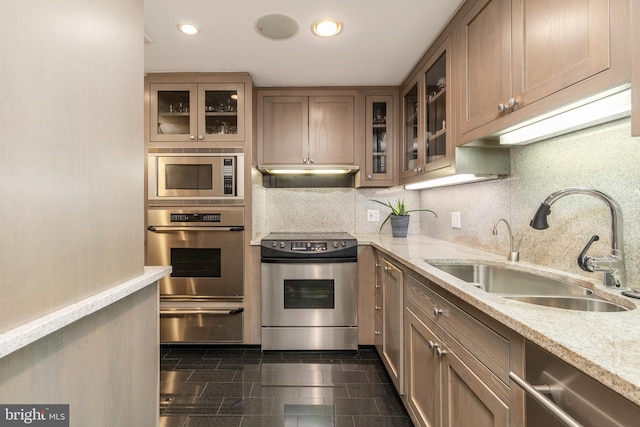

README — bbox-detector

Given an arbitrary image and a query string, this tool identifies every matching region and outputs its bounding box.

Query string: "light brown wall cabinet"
[258,90,356,166]
[357,91,398,187]
[149,81,246,146]
[459,0,630,141]
[375,254,404,395]
[404,273,524,427]
[401,35,454,182]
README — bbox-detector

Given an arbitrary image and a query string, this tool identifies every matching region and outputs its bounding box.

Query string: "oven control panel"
[291,241,327,251]
[170,213,221,223]
[261,234,357,260]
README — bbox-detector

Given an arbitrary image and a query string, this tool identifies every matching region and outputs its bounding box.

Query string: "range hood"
[257,164,360,175]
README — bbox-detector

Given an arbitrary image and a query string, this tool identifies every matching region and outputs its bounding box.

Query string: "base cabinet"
[405,307,442,427]
[376,254,404,395]
[405,305,509,427]
[441,343,509,427]
[403,272,524,427]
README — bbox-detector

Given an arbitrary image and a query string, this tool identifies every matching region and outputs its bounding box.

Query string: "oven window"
[165,164,213,190]
[171,248,221,277]
[283,279,335,309]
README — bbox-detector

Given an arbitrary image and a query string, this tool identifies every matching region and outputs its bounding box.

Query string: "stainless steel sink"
[429,263,591,296]
[428,262,630,312]
[504,296,628,312]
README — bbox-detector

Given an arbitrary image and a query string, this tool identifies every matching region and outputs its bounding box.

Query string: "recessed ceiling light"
[312,19,342,37]
[177,23,199,36]
[255,13,299,40]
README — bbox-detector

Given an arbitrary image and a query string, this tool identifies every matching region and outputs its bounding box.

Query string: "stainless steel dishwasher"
[510,341,640,427]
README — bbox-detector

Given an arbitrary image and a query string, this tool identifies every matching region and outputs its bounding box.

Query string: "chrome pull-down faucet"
[493,218,520,262]
[529,187,626,289]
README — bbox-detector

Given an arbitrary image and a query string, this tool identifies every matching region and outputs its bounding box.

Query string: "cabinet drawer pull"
[375,284,381,289]
[374,330,382,335]
[428,340,438,350]
[375,306,381,310]
[190,135,196,140]
[509,372,583,427]
[436,347,447,357]
[433,308,444,316]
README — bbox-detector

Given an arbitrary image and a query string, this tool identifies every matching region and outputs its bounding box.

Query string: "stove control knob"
[306,242,311,248]
[333,242,339,248]
[279,242,285,248]
[341,241,347,247]
[271,242,277,247]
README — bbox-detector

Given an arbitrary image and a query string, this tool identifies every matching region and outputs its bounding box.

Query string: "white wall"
[0,0,155,424]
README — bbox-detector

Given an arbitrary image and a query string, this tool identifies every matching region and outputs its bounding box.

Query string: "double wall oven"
[147,207,244,344]
[261,232,358,350]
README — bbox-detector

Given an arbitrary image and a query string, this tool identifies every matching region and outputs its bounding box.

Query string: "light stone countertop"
[354,233,640,406]
[0,266,171,360]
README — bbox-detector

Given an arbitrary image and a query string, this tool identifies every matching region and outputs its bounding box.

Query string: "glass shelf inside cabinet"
[372,101,388,174]
[157,90,191,135]
[425,52,447,163]
[204,90,239,135]
[404,83,419,171]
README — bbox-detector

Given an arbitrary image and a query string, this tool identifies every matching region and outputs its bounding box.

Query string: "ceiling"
[144,0,465,87]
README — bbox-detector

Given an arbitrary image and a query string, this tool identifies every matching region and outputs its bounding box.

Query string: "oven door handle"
[148,226,244,232]
[160,308,244,315]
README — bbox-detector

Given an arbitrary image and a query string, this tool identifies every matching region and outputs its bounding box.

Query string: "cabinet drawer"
[440,299,511,385]
[406,273,511,387]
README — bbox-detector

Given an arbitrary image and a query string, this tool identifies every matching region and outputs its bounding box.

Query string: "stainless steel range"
[261,232,358,350]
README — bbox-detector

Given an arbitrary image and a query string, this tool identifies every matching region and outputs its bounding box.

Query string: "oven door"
[261,262,357,327]
[147,226,244,298]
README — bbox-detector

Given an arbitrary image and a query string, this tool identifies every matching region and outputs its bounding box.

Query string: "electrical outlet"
[367,209,380,222]
[451,211,461,229]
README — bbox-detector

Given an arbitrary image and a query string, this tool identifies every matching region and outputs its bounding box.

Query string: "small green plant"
[370,198,437,232]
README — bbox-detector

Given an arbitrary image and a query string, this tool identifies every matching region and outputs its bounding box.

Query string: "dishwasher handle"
[509,372,583,427]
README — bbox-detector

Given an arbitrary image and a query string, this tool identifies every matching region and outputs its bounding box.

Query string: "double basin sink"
[428,261,630,312]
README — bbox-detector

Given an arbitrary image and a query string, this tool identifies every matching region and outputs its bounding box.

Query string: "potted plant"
[371,198,437,237]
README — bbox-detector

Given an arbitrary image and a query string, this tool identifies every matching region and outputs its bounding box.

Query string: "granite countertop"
[0,266,171,360]
[354,233,640,406]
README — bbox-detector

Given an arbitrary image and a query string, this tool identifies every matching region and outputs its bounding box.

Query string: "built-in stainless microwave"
[148,153,244,200]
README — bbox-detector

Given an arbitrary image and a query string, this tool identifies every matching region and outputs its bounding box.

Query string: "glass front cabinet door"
[401,82,420,180]
[149,83,245,145]
[361,94,396,186]
[401,36,453,182]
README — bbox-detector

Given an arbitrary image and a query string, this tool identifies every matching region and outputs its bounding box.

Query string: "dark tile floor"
[159,346,414,427]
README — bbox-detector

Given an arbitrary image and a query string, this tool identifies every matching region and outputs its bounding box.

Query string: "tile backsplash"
[254,118,640,287]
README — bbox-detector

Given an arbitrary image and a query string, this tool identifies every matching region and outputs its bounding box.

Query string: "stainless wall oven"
[147,207,244,343]
[261,232,358,350]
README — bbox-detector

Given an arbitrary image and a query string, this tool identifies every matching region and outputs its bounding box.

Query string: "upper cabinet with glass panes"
[400,35,453,183]
[149,82,245,146]
[357,90,398,187]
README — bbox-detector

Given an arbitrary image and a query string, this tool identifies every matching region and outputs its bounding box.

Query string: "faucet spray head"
[530,203,551,229]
